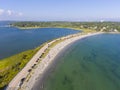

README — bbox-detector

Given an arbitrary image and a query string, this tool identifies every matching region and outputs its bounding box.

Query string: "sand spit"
[7,32,103,90]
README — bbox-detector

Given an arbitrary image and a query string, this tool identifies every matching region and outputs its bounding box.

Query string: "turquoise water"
[37,34,120,90]
[0,22,79,59]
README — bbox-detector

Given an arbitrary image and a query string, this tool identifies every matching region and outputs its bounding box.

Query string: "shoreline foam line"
[6,32,103,90]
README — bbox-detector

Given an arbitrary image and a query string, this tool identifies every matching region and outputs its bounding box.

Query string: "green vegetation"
[42,39,65,58]
[0,45,44,89]
[11,22,120,32]
[1,21,119,89]
[0,37,68,89]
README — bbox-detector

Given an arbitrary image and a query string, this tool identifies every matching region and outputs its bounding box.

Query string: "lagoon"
[0,25,79,59]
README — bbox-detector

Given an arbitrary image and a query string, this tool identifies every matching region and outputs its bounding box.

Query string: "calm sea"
[34,33,120,90]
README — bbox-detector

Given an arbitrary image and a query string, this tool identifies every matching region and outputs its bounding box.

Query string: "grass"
[0,45,44,89]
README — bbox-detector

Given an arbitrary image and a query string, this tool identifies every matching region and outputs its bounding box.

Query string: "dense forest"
[11,22,120,32]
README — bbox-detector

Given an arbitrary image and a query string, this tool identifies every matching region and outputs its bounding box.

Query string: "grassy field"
[0,45,44,89]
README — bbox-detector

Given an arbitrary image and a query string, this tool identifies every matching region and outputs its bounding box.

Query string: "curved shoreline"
[6,32,103,90]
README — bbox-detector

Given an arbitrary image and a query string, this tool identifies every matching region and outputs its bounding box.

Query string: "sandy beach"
[6,32,103,90]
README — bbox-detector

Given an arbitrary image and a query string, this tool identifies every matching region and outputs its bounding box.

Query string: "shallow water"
[37,34,120,90]
[0,24,79,59]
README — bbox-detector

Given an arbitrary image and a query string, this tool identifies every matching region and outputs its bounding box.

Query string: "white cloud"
[7,10,23,16]
[0,8,23,16]
[0,9,4,15]
[18,12,23,16]
[7,10,13,15]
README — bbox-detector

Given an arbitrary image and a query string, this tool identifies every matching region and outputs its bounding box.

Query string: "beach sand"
[7,32,103,90]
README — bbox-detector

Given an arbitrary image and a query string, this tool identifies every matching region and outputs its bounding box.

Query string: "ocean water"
[0,25,79,59]
[37,34,120,90]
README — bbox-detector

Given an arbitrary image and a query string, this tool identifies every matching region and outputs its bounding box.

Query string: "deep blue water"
[0,26,79,59]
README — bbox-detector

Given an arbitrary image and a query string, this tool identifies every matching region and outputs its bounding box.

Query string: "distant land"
[11,21,120,32]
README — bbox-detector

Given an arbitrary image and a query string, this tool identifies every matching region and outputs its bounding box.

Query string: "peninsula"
[0,21,119,89]
[7,31,103,90]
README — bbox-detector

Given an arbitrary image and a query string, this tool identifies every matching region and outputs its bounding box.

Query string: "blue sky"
[0,0,120,21]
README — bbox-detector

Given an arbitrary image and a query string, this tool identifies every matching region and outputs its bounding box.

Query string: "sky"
[0,0,120,21]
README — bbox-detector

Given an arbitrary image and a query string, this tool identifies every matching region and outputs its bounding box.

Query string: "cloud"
[0,9,4,15]
[7,10,13,15]
[7,10,23,16]
[0,8,23,16]
[18,12,23,16]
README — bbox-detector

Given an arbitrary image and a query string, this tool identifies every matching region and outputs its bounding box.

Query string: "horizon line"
[1,20,120,22]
